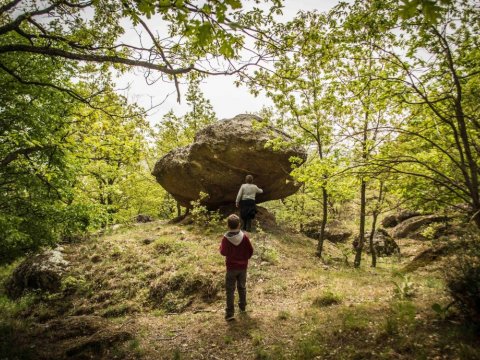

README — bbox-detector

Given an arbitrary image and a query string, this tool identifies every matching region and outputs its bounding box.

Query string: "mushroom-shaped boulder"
[152,114,306,209]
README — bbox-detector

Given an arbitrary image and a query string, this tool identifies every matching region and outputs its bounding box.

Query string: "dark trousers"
[242,217,252,232]
[225,269,247,317]
[239,199,256,231]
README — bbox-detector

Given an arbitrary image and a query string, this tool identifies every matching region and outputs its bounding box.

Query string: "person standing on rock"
[236,175,263,232]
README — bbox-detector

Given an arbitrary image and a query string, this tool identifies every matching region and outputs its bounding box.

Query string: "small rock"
[135,214,153,223]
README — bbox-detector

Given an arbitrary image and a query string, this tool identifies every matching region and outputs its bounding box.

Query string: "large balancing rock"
[152,114,306,209]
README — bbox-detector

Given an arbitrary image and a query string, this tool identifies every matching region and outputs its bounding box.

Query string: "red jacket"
[219,231,254,270]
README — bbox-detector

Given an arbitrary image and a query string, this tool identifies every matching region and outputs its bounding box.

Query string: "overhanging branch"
[0,44,194,75]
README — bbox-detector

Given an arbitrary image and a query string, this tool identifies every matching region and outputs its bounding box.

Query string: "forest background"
[2,0,479,264]
[1,0,480,358]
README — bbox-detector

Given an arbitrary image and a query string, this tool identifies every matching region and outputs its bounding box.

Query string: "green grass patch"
[294,331,325,360]
[153,235,184,255]
[383,300,416,335]
[101,303,139,318]
[259,246,280,265]
[312,291,342,307]
[341,306,371,331]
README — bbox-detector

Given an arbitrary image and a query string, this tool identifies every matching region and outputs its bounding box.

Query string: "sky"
[116,0,343,125]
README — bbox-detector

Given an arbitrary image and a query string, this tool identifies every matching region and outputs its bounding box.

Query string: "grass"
[312,291,342,307]
[0,220,478,359]
[277,310,290,320]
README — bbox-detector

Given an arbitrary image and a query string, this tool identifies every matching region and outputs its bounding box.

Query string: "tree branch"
[0,44,194,75]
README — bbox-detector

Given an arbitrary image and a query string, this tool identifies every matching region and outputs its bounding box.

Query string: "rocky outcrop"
[302,220,352,243]
[135,214,153,223]
[381,211,421,228]
[361,228,400,256]
[391,215,448,239]
[5,246,69,298]
[152,114,306,209]
[402,243,461,272]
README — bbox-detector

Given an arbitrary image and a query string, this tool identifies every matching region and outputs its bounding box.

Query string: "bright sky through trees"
[116,0,344,124]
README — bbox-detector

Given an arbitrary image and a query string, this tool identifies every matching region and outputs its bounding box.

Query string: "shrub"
[260,247,279,265]
[190,192,221,227]
[420,223,444,241]
[392,274,416,300]
[445,235,480,323]
[384,300,416,335]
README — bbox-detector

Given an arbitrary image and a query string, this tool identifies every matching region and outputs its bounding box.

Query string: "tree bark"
[369,212,378,268]
[176,202,181,218]
[369,181,384,267]
[316,186,328,258]
[354,179,366,268]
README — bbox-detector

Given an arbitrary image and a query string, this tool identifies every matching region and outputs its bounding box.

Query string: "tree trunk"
[369,181,384,267]
[354,179,366,268]
[369,211,378,268]
[176,202,181,217]
[316,186,328,258]
[471,208,480,228]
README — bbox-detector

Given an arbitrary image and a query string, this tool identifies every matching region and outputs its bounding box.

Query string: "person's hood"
[224,230,244,246]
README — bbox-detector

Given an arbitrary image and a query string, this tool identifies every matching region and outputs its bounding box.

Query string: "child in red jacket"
[219,214,254,321]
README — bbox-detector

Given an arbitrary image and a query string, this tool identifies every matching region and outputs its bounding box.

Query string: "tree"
[359,0,480,227]
[0,48,88,262]
[246,11,342,257]
[71,92,154,227]
[155,77,217,155]
[325,1,401,267]
[0,0,282,102]
[154,77,217,216]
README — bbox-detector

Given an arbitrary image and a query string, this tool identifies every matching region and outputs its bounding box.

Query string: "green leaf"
[431,303,442,314]
[225,0,242,10]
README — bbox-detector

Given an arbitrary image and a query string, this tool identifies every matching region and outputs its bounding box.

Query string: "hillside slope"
[1,221,478,359]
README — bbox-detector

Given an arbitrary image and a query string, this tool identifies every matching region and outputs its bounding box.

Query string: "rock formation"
[302,220,352,243]
[381,211,421,228]
[359,228,400,257]
[391,214,448,239]
[152,114,307,209]
[5,246,69,298]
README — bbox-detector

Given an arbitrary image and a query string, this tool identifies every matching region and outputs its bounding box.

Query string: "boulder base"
[152,114,306,209]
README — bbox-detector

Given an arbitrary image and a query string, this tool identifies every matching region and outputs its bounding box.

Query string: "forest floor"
[1,220,479,360]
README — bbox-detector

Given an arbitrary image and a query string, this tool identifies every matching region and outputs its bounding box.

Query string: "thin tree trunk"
[369,181,384,268]
[369,212,378,268]
[316,186,328,258]
[354,179,366,268]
